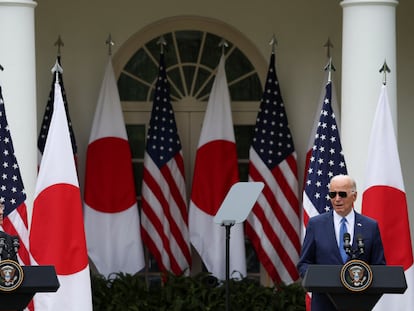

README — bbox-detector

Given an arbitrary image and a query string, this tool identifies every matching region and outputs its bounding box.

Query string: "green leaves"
[91,272,305,310]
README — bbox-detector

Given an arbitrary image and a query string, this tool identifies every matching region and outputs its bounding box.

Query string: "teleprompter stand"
[214,182,264,311]
[0,265,59,311]
[303,264,407,311]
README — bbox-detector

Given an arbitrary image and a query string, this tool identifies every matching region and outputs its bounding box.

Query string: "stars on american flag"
[252,63,294,169]
[0,87,26,213]
[304,81,347,213]
[146,64,182,168]
[38,56,77,156]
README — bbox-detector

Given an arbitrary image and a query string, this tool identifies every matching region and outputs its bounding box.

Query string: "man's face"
[0,205,3,226]
[329,176,357,217]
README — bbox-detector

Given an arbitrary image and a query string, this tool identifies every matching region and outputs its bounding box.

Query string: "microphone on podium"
[357,234,365,255]
[343,232,352,257]
[0,237,5,259]
[12,236,20,257]
[342,233,366,259]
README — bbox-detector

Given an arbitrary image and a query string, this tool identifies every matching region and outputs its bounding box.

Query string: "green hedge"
[91,272,306,311]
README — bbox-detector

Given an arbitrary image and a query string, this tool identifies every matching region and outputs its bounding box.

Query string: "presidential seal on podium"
[340,259,373,292]
[0,259,24,292]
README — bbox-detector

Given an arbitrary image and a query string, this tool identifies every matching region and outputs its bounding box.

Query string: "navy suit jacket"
[297,210,385,311]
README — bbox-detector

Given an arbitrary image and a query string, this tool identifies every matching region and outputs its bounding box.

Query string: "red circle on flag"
[31,184,89,275]
[84,137,137,213]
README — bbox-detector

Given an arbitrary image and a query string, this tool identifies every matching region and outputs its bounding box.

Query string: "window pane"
[124,49,158,83]
[145,33,178,66]
[182,65,196,95]
[132,162,143,197]
[126,125,146,158]
[195,68,214,100]
[226,48,255,81]
[238,163,249,182]
[175,30,203,63]
[246,238,260,273]
[118,74,149,101]
[166,67,185,98]
[126,124,145,196]
[229,74,262,101]
[200,33,225,68]
[234,125,254,159]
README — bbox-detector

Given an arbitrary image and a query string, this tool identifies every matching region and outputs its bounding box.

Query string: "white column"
[340,0,398,210]
[0,0,37,219]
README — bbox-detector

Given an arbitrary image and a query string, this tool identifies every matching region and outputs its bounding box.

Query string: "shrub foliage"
[91,272,306,311]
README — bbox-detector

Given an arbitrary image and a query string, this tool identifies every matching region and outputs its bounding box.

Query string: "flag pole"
[51,59,63,84]
[54,35,64,57]
[105,34,114,56]
[217,38,233,311]
[324,37,333,59]
[269,34,277,54]
[222,220,235,311]
[219,38,228,56]
[324,58,335,83]
[380,61,390,86]
[157,35,167,54]
[323,38,336,83]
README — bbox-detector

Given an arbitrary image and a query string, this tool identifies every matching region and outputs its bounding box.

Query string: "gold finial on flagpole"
[379,61,391,85]
[269,34,277,54]
[55,35,64,56]
[106,34,115,56]
[218,39,229,55]
[157,36,167,54]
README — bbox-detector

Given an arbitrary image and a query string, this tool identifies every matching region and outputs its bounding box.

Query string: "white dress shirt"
[334,209,355,247]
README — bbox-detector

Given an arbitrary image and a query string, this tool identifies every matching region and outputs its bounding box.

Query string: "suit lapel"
[353,212,364,248]
[326,211,343,262]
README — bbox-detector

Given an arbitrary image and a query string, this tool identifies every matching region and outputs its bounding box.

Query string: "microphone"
[0,237,5,259]
[357,234,365,255]
[12,237,20,257]
[343,232,352,256]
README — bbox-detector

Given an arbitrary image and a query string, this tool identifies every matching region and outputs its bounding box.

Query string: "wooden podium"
[0,265,59,311]
[303,264,407,311]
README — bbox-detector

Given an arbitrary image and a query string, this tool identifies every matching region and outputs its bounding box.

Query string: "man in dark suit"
[297,174,386,311]
[0,203,19,262]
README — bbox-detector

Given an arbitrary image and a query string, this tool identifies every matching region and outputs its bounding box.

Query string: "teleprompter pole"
[222,220,235,311]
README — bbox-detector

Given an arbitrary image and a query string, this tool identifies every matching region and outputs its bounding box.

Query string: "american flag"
[302,81,347,221]
[141,53,191,275]
[38,56,77,158]
[246,52,300,284]
[0,85,31,266]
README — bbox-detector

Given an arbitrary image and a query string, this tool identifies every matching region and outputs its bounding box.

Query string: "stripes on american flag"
[246,52,300,284]
[0,85,31,267]
[141,53,191,275]
[302,81,347,224]
[38,56,77,158]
